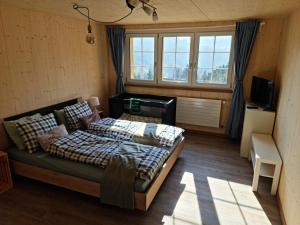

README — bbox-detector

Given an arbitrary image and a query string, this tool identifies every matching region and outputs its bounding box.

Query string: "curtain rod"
[125,21,266,33]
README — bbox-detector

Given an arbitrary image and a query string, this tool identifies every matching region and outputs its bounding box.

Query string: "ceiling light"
[86,24,95,44]
[73,0,158,43]
[152,9,158,21]
[126,0,139,9]
[142,4,152,16]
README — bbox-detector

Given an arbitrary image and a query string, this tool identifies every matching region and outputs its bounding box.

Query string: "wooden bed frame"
[0,98,185,211]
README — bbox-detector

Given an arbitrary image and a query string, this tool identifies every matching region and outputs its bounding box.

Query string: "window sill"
[124,83,233,93]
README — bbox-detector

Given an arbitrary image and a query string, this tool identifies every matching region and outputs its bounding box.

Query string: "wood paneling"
[0,0,298,24]
[244,17,284,101]
[273,8,300,225]
[0,4,109,118]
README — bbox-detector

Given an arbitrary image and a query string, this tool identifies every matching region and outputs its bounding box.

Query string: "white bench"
[250,133,282,195]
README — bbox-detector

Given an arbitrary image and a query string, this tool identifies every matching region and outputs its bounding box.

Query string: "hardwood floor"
[0,133,282,225]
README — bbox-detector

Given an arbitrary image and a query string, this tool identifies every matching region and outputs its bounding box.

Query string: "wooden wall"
[273,9,300,225]
[0,4,109,118]
[108,17,284,133]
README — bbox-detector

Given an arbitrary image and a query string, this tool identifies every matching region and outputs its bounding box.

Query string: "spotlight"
[142,4,152,16]
[152,9,158,21]
[86,24,95,44]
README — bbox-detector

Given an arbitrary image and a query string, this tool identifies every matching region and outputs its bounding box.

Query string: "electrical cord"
[73,4,133,24]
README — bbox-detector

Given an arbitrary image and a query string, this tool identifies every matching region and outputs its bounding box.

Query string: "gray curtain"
[107,27,125,95]
[226,21,260,139]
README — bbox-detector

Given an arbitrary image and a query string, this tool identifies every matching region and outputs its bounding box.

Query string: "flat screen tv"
[251,76,275,110]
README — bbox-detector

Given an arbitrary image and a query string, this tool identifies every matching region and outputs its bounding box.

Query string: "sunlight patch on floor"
[162,172,202,225]
[207,177,272,225]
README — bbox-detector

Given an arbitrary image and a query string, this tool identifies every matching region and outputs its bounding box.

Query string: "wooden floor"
[0,133,282,225]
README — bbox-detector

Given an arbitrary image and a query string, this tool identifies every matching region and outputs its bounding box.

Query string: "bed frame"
[0,98,184,211]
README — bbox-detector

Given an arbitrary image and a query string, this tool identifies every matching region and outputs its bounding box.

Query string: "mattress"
[7,137,183,193]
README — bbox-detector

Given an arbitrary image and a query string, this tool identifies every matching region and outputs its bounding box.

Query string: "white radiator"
[176,97,222,128]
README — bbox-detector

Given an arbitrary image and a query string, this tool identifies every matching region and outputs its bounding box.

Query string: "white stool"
[250,133,282,195]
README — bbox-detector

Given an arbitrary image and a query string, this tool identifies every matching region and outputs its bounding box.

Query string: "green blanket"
[129,98,141,113]
[101,142,149,209]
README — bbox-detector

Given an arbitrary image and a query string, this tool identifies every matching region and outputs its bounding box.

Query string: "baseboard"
[277,193,287,225]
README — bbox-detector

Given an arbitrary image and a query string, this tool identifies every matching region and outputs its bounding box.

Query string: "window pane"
[199,36,214,52]
[212,69,228,84]
[198,53,213,68]
[215,36,232,52]
[197,69,213,83]
[177,36,191,52]
[176,53,190,68]
[132,52,141,66]
[132,66,142,79]
[213,53,230,69]
[142,66,154,80]
[129,36,155,81]
[143,37,154,52]
[142,52,154,66]
[175,67,188,82]
[162,67,175,81]
[163,53,175,67]
[163,37,176,52]
[133,37,141,51]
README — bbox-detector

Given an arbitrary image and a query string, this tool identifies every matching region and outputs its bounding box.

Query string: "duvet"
[87,118,184,148]
[47,130,169,181]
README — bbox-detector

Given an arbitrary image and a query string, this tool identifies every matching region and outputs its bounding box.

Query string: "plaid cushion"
[48,130,169,180]
[64,101,92,130]
[16,113,58,153]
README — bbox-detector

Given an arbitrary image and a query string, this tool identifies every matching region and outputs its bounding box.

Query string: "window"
[161,35,192,84]
[126,35,157,82]
[194,34,233,87]
[125,29,234,89]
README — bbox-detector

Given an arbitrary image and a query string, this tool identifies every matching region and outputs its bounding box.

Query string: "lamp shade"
[87,96,100,108]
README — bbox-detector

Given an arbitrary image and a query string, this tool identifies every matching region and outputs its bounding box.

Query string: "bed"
[0,98,185,210]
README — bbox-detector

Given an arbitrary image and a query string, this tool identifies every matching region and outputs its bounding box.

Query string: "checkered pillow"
[16,113,58,153]
[64,101,92,131]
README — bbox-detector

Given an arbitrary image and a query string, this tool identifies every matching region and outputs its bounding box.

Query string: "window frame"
[157,33,194,87]
[124,28,235,90]
[192,31,235,89]
[125,33,158,84]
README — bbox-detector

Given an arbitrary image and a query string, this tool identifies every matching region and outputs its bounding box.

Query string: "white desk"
[250,133,282,195]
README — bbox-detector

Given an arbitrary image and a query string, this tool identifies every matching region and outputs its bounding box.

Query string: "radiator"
[176,97,222,128]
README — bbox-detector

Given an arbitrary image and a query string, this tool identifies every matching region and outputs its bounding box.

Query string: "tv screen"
[251,76,274,109]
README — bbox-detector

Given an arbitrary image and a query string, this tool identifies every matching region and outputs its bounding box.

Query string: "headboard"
[0,98,79,150]
[4,98,78,121]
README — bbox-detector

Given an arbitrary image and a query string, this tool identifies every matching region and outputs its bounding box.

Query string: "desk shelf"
[251,149,275,178]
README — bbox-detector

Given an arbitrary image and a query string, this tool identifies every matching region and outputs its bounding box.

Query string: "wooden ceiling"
[1,0,300,24]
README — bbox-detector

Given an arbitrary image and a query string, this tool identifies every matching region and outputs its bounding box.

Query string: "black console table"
[108,93,177,125]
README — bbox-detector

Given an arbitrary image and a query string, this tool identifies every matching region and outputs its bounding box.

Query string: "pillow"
[79,112,101,129]
[54,109,68,127]
[16,113,58,153]
[37,125,68,152]
[3,113,42,150]
[64,101,92,130]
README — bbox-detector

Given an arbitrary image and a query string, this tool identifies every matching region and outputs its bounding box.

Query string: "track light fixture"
[73,0,158,44]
